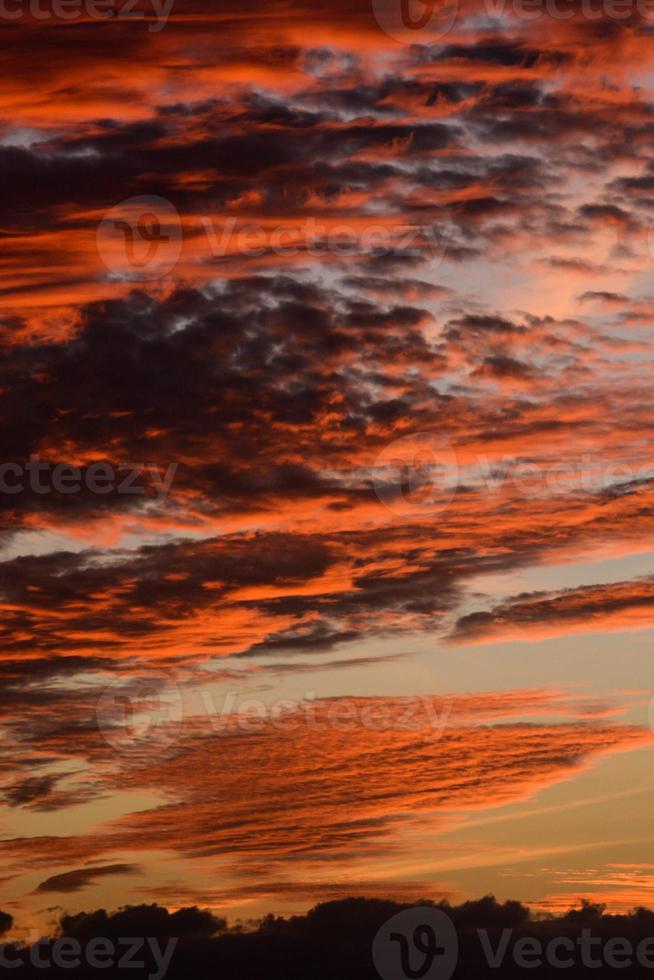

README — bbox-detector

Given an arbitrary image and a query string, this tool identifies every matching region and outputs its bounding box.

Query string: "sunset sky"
[2,0,654,939]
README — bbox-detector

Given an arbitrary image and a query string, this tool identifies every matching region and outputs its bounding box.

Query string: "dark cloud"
[35,864,142,894]
[578,291,627,304]
[5,898,654,977]
[0,912,12,937]
[449,577,654,643]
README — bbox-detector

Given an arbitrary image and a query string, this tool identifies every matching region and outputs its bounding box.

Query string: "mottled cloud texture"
[2,0,654,929]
